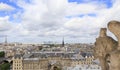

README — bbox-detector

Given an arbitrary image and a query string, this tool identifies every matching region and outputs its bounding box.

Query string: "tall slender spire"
[62,37,64,47]
[5,36,7,44]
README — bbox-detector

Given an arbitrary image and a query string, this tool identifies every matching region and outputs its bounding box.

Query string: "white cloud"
[1,0,120,43]
[65,3,97,16]
[0,16,15,41]
[0,16,12,31]
[0,2,15,11]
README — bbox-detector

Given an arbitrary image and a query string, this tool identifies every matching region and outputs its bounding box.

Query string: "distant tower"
[5,36,7,44]
[62,37,64,47]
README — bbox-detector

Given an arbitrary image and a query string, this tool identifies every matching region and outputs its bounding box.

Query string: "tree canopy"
[0,51,5,57]
[0,63,10,70]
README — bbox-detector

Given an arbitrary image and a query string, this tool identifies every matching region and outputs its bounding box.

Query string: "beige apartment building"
[12,51,94,70]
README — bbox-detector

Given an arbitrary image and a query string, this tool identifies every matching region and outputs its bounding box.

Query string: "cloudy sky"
[0,0,120,43]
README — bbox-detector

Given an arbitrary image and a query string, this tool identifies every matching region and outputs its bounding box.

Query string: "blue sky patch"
[0,0,20,9]
[66,14,84,19]
[68,0,113,8]
[66,13,97,19]
[0,0,23,23]
[87,13,97,17]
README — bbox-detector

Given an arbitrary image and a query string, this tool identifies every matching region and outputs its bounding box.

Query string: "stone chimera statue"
[94,20,120,70]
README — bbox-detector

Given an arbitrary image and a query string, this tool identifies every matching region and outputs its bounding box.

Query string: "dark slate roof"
[14,54,23,58]
[22,51,75,58]
[80,52,93,57]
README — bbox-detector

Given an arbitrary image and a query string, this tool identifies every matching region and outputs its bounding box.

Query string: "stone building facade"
[12,51,94,70]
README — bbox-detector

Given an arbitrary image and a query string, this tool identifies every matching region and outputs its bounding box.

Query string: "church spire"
[62,37,64,47]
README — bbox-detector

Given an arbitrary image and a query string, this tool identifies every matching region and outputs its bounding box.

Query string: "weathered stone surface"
[108,21,120,49]
[94,28,117,70]
[108,21,120,70]
[110,51,120,70]
[94,20,120,70]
